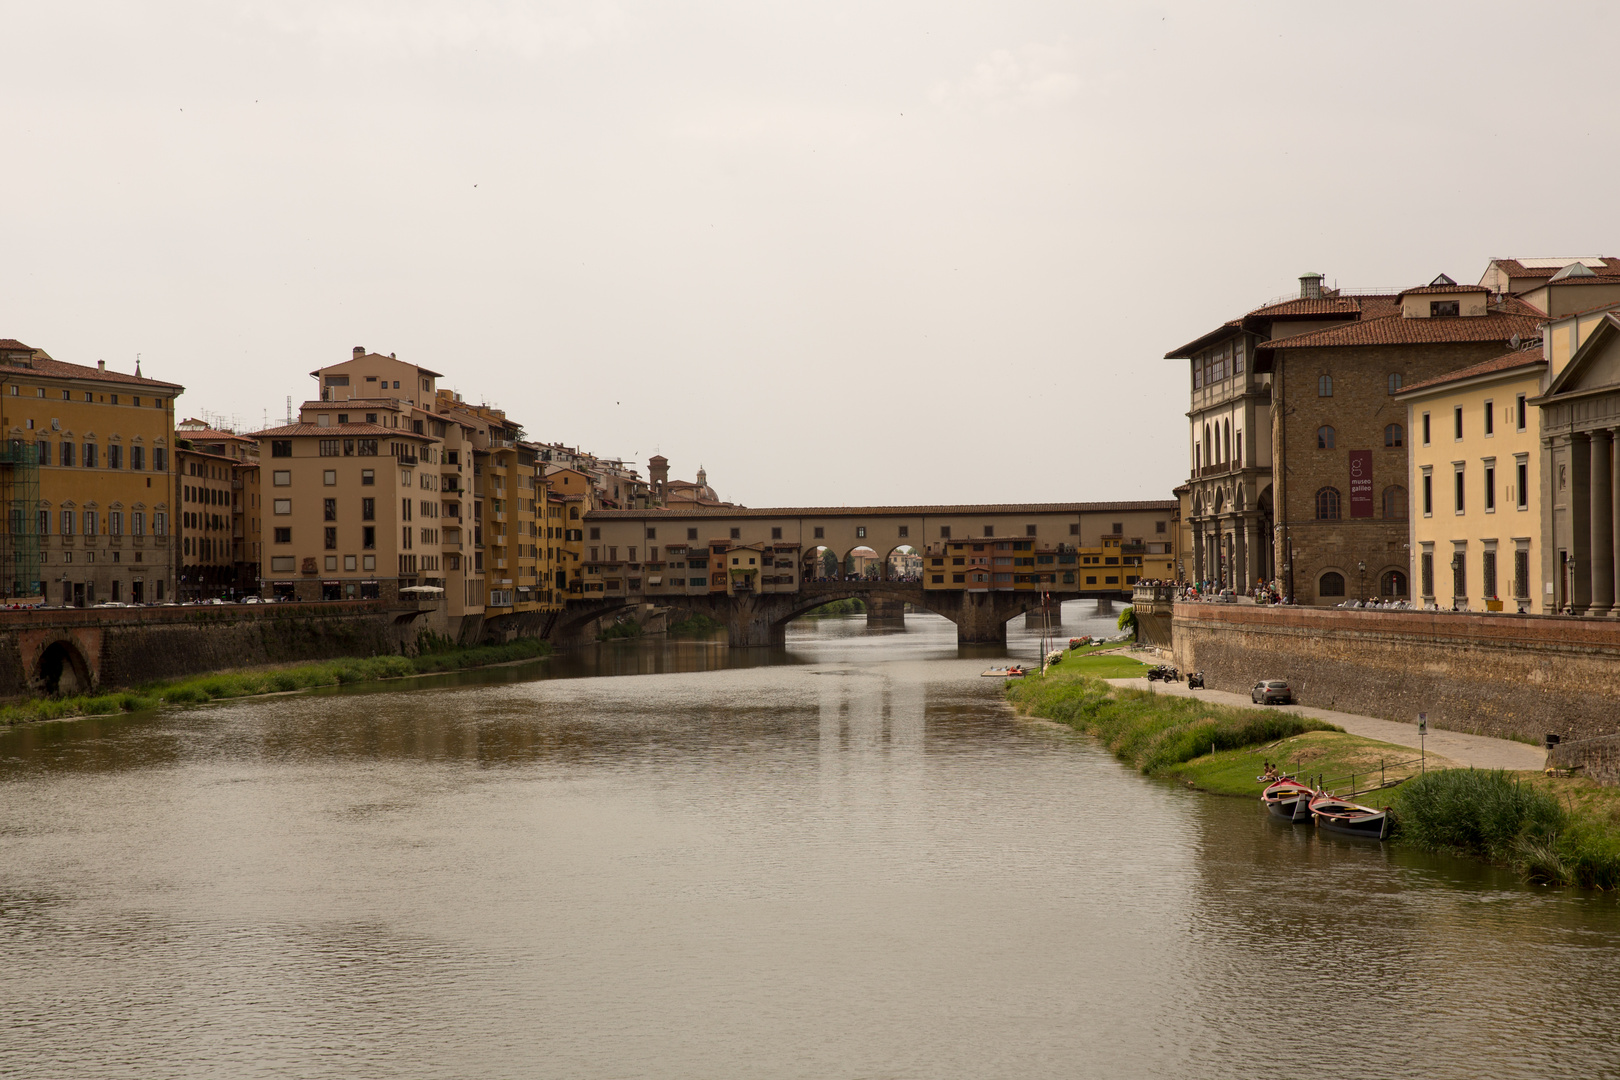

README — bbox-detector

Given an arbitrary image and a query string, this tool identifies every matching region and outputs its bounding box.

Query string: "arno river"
[2,610,1618,1079]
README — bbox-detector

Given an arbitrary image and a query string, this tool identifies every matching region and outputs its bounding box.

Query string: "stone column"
[1192,518,1204,582]
[1593,429,1615,615]
[1245,517,1261,595]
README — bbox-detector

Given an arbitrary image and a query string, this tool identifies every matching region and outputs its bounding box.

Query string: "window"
[1318,374,1333,397]
[272,470,291,486]
[357,439,378,456]
[1455,468,1465,513]
[109,445,122,469]
[1156,521,1166,534]
[319,439,340,457]
[732,527,742,539]
[1422,551,1434,596]
[1422,412,1431,445]
[1514,549,1530,600]
[324,527,337,550]
[688,527,699,540]
[155,447,166,472]
[1484,400,1494,436]
[271,556,296,573]
[1318,572,1346,597]
[110,512,122,536]
[1025,525,1037,536]
[1422,472,1434,516]
[1112,522,1123,534]
[1381,569,1407,597]
[1383,485,1408,520]
[1453,549,1467,597]
[1431,300,1460,317]
[273,499,291,515]
[1484,464,1496,512]
[771,527,782,540]
[36,441,49,466]
[897,525,909,538]
[362,498,375,521]
[1483,549,1498,598]
[61,442,74,468]
[363,526,376,549]
[1315,487,1342,520]
[589,527,601,540]
[324,470,337,485]
[273,527,291,543]
[271,440,292,457]
[984,525,995,537]
[1454,407,1463,440]
[940,526,951,538]
[132,446,144,470]
[324,498,337,521]
[1517,458,1529,510]
[361,469,374,485]
[647,527,658,540]
[812,527,823,539]
[1317,426,1335,450]
[1388,373,1402,394]
[1384,424,1403,447]
[1516,394,1528,431]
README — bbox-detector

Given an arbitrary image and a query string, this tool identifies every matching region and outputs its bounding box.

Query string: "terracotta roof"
[0,347,183,390]
[1398,283,1489,297]
[1520,274,1620,289]
[1164,320,1244,359]
[1247,297,1364,318]
[1256,309,1543,350]
[246,422,434,440]
[1492,295,1546,318]
[1490,257,1620,280]
[587,500,1176,519]
[1396,347,1547,395]
[179,425,255,442]
[301,398,411,409]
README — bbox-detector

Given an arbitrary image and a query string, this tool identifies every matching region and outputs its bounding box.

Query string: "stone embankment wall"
[1549,735,1620,787]
[0,602,467,697]
[1172,603,1620,746]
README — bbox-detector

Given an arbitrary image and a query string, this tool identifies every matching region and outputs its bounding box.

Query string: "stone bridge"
[551,580,1085,647]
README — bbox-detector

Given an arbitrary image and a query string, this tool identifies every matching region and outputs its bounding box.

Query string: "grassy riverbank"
[0,636,553,727]
[1008,663,1620,890]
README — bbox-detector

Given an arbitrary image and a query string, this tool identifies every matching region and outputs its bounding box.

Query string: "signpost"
[1418,712,1427,774]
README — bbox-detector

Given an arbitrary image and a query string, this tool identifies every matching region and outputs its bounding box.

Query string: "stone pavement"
[1103,675,1547,772]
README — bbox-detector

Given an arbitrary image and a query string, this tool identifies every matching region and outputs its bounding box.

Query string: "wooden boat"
[1259,778,1315,823]
[1308,792,1392,840]
[982,665,1028,678]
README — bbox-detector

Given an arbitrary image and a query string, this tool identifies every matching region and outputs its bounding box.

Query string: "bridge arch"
[36,637,93,696]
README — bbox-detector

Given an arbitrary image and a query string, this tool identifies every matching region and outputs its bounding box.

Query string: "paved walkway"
[1103,676,1547,772]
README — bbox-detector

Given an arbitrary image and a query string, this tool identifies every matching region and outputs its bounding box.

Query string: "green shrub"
[1393,769,1563,862]
[668,613,724,636]
[1116,606,1137,634]
[599,619,643,641]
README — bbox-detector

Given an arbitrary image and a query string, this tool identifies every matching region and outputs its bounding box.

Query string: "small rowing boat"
[1308,792,1391,840]
[1259,778,1314,823]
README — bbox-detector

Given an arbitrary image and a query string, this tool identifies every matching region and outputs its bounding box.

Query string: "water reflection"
[0,608,1616,1079]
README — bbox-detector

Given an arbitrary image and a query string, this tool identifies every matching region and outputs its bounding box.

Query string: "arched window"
[1382,485,1408,520]
[1319,571,1346,597]
[1317,425,1336,449]
[1315,487,1342,520]
[1381,569,1408,597]
[569,506,579,520]
[1318,374,1333,397]
[1225,420,1233,463]
[1385,423,1404,447]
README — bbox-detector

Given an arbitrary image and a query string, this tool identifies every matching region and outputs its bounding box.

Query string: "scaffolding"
[0,441,41,599]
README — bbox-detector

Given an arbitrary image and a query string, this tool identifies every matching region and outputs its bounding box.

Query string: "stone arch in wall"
[36,638,93,696]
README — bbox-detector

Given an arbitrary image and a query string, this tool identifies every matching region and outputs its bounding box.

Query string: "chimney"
[97,360,106,371]
[353,346,365,358]
[1299,273,1323,300]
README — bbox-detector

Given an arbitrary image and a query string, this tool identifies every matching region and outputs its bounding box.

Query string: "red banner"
[1349,450,1374,518]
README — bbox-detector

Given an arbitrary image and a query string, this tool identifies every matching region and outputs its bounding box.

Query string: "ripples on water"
[1,607,1617,1079]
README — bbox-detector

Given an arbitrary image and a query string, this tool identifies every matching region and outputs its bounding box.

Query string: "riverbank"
[1009,663,1620,889]
[0,636,553,726]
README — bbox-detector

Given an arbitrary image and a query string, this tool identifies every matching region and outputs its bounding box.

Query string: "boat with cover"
[1308,792,1391,840]
[1259,778,1314,823]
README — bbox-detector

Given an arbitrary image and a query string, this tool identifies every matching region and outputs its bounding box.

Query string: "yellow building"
[0,339,180,605]
[1398,346,1546,611]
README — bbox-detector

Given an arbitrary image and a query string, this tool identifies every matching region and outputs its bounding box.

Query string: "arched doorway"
[1381,569,1408,598]
[37,639,91,696]
[802,546,839,582]
[844,546,880,580]
[885,545,920,582]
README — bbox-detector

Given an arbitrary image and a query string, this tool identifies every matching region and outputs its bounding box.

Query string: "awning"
[648,575,662,584]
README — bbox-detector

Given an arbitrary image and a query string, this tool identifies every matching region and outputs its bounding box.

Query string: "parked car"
[241,595,264,604]
[1251,679,1293,705]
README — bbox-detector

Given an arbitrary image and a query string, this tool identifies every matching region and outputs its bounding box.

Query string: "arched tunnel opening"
[37,640,91,696]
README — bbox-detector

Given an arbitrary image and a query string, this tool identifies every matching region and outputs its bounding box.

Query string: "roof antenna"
[285,395,292,425]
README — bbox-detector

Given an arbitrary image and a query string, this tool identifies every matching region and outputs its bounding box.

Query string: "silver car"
[1251,679,1293,705]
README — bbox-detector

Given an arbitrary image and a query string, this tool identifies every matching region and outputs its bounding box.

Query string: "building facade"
[1,340,179,605]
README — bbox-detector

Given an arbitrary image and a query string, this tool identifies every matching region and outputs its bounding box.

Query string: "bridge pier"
[866,596,906,628]
[1094,598,1115,615]
[954,592,1009,645]
[1024,604,1062,629]
[725,593,787,648]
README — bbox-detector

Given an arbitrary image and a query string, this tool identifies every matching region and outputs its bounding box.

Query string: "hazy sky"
[5,1,1617,507]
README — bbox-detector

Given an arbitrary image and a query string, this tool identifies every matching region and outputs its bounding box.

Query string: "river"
[2,607,1617,1079]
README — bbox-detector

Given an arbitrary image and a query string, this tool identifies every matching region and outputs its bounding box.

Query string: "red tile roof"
[247,422,434,440]
[1398,283,1489,297]
[587,500,1177,519]
[1256,309,1544,350]
[0,345,183,389]
[1246,297,1365,318]
[1396,347,1547,395]
[0,338,33,351]
[1490,257,1620,280]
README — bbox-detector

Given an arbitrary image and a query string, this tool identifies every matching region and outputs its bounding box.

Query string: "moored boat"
[1260,778,1315,823]
[982,665,1027,678]
[1308,792,1391,840]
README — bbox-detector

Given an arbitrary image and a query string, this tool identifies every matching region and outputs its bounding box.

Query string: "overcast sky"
[4,1,1617,507]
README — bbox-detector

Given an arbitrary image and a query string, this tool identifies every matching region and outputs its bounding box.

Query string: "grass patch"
[0,636,552,726]
[1165,730,1441,798]
[1393,769,1620,890]
[667,612,724,637]
[1052,653,1151,679]
[1007,666,1339,779]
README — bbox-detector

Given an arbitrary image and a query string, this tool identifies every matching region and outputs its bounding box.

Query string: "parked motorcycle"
[1147,665,1180,683]
[1186,670,1206,689]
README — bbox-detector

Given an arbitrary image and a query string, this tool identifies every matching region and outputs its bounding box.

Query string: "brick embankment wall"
[1549,735,1620,788]
[1172,603,1620,745]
